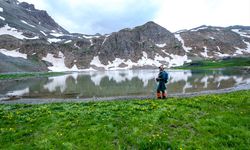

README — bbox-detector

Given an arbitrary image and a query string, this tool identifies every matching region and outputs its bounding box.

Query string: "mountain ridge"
[0,0,250,72]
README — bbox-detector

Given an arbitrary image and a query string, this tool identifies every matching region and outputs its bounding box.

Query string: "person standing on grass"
[156,65,169,99]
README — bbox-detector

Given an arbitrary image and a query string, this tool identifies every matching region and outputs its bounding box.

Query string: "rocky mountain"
[0,0,250,73]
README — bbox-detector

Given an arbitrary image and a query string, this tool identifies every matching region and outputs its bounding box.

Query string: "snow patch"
[74,43,81,49]
[234,47,244,55]
[234,40,250,55]
[50,32,65,37]
[155,43,166,48]
[0,49,27,59]
[90,51,192,70]
[174,34,192,52]
[102,37,107,45]
[137,51,160,67]
[232,29,250,38]
[83,35,100,39]
[200,46,211,58]
[42,51,81,72]
[21,20,35,28]
[90,56,106,68]
[190,26,208,32]
[217,46,221,51]
[90,56,128,69]
[0,24,38,39]
[169,54,191,67]
[48,38,62,43]
[0,16,5,20]
[243,40,250,53]
[214,51,230,57]
[209,36,215,40]
[161,50,169,55]
[0,7,3,12]
[40,31,47,36]
[90,39,94,46]
[175,29,188,33]
[65,40,72,44]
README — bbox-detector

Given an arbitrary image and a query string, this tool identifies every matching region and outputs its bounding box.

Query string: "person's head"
[159,65,164,71]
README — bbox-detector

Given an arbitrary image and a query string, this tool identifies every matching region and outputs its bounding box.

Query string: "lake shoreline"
[1,67,250,104]
[1,83,250,104]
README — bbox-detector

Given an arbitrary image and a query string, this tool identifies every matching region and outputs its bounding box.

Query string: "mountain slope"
[0,0,250,72]
[0,0,68,38]
[175,25,250,60]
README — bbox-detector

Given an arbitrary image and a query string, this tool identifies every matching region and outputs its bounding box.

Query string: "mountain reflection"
[1,69,250,98]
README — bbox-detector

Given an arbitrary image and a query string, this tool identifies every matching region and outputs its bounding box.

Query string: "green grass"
[176,57,250,69]
[0,72,65,80]
[0,90,249,149]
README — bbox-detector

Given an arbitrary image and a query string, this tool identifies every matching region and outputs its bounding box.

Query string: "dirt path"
[1,83,250,104]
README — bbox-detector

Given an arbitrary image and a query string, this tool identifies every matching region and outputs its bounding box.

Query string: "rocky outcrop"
[98,21,184,64]
[176,26,250,60]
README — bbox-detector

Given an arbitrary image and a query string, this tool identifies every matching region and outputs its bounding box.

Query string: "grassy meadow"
[0,90,249,149]
[0,72,64,80]
[176,57,250,69]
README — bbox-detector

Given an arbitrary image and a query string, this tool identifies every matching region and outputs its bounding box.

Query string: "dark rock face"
[98,21,184,64]
[18,2,35,10]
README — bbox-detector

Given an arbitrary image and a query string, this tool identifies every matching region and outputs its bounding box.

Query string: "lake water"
[1,68,250,100]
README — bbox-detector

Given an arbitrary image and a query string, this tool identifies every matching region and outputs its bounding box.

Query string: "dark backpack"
[162,71,169,83]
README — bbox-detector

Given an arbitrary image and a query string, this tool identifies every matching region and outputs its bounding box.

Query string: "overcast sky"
[19,0,250,34]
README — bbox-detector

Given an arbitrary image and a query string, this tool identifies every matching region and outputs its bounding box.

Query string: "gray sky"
[19,0,250,34]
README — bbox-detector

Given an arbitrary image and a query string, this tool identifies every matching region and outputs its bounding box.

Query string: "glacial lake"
[1,68,250,101]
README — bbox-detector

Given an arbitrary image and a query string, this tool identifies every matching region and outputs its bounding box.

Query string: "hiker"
[156,65,169,99]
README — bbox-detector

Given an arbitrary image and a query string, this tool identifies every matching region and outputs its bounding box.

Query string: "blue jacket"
[157,71,167,91]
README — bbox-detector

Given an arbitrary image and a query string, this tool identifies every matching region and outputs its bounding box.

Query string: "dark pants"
[157,90,167,99]
[157,81,167,99]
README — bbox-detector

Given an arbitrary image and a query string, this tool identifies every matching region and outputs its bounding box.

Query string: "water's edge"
[1,83,250,104]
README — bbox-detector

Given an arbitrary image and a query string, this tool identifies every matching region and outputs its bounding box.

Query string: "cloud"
[18,0,160,34]
[57,0,160,34]
[154,0,250,32]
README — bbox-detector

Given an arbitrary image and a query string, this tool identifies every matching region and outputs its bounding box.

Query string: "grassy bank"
[0,72,65,80]
[0,90,249,149]
[176,57,250,69]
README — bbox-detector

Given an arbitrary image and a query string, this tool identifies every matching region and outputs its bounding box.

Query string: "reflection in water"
[1,68,250,98]
[7,87,29,96]
[88,70,158,87]
[44,73,78,92]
